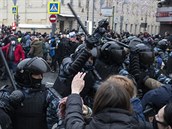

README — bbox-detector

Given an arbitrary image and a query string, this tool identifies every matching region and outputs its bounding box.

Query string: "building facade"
[0,0,160,35]
[156,0,172,34]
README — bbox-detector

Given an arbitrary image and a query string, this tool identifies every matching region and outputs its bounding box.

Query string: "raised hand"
[71,72,86,94]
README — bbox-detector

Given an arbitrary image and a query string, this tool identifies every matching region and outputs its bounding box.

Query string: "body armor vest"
[12,88,48,129]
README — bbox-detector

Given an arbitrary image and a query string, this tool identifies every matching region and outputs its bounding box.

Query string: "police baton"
[0,48,17,90]
[105,36,130,49]
[67,3,90,36]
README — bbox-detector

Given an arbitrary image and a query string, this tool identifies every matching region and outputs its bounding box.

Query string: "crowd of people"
[0,22,172,129]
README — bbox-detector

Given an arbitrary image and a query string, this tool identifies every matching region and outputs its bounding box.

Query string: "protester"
[1,36,25,73]
[28,36,43,58]
[153,103,172,129]
[141,84,172,112]
[1,36,25,81]
[64,73,152,129]
[107,75,146,121]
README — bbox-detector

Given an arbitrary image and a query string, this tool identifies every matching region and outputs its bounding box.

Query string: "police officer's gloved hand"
[9,90,25,108]
[138,72,149,86]
[143,103,157,121]
[85,35,99,50]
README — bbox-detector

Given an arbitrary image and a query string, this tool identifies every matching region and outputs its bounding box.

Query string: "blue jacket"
[131,97,145,121]
[141,84,172,111]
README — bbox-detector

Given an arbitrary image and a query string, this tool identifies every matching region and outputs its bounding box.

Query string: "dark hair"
[164,103,172,127]
[93,77,131,115]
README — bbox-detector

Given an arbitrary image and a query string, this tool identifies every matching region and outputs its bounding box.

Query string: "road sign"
[101,7,112,17]
[12,6,18,14]
[49,14,57,23]
[48,2,60,14]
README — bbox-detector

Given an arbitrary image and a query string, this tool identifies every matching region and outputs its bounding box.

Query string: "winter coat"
[141,84,172,111]
[29,39,43,57]
[65,94,153,129]
[49,41,56,57]
[2,43,25,64]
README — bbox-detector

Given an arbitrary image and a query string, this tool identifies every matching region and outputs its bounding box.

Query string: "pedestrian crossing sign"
[12,6,18,14]
[48,2,60,14]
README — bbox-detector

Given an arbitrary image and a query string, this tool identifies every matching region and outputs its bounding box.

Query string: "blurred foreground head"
[93,75,132,114]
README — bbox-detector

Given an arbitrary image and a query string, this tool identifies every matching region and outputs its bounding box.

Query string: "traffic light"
[157,0,170,8]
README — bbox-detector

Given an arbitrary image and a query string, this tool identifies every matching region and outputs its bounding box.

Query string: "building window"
[69,21,73,31]
[147,25,150,33]
[130,24,133,33]
[152,25,155,34]
[61,0,64,5]
[125,24,128,32]
[151,25,153,34]
[139,26,141,33]
[70,0,73,5]
[78,0,81,7]
[85,21,87,27]
[158,26,160,33]
[114,23,117,32]
[26,0,44,8]
[86,0,89,9]
[134,24,137,35]
[60,21,64,32]
[3,0,7,7]
[155,26,157,34]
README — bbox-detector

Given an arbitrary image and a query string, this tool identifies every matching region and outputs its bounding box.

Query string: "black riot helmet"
[98,19,109,29]
[157,39,168,51]
[136,43,155,66]
[14,57,50,88]
[100,41,126,65]
[128,37,143,48]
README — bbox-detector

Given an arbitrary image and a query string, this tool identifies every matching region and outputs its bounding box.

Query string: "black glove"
[138,72,149,85]
[9,90,25,108]
[0,90,24,113]
[143,103,157,122]
[85,35,99,49]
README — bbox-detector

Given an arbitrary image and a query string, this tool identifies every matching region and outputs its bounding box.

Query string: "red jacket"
[2,43,25,64]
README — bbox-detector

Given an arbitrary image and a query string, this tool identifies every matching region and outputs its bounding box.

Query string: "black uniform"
[0,57,60,129]
[53,40,126,107]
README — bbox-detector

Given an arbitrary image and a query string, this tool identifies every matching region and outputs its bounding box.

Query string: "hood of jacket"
[88,108,139,129]
[25,35,30,40]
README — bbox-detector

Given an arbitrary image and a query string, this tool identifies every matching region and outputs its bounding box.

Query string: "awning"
[18,24,52,29]
[58,13,80,18]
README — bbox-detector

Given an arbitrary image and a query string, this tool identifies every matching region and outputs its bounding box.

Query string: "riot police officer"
[154,39,169,70]
[129,38,172,95]
[53,35,128,108]
[0,57,60,129]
